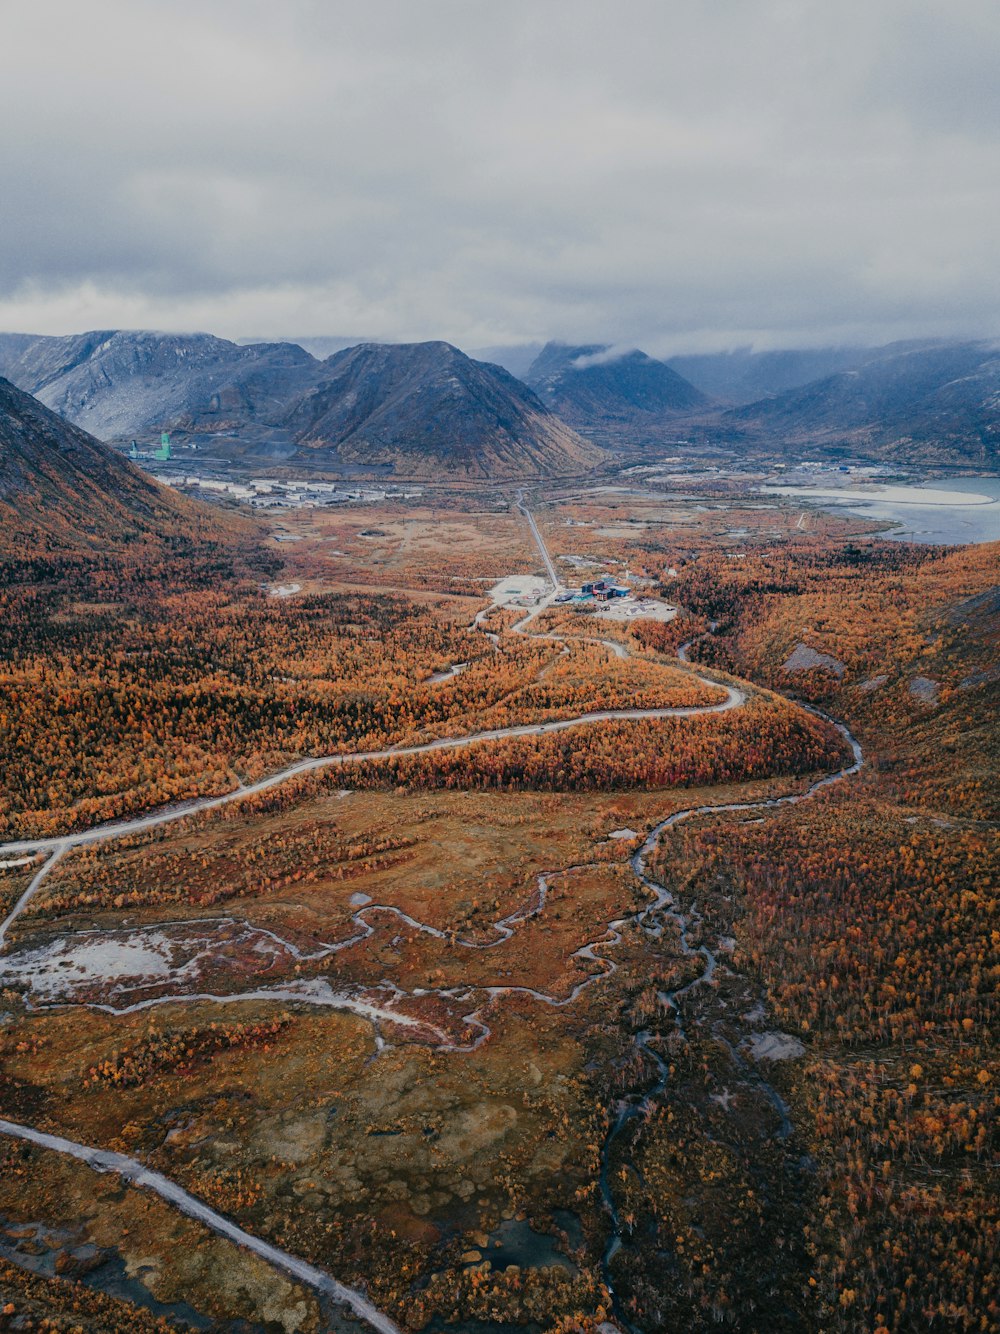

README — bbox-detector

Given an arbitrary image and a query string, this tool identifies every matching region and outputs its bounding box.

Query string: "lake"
[761,478,1000,545]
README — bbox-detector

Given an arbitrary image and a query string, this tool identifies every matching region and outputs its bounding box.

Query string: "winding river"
[0,503,864,1334]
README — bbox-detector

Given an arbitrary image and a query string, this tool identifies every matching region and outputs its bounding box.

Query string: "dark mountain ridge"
[0,376,222,555]
[0,331,600,479]
[289,341,602,477]
[525,341,707,425]
[723,340,1000,466]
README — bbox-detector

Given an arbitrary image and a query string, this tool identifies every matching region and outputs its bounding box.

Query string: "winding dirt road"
[0,684,742,863]
[0,498,862,1334]
[0,1117,403,1334]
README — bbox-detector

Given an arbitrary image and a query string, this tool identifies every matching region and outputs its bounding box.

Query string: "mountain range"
[0,332,600,480]
[719,340,1000,466]
[530,337,1000,466]
[1,329,998,473]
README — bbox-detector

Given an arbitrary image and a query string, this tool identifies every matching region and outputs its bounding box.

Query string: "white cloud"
[1,0,999,351]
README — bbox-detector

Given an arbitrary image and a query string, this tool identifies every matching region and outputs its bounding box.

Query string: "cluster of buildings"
[150,475,422,508]
[241,479,422,508]
[129,434,173,463]
[556,578,632,604]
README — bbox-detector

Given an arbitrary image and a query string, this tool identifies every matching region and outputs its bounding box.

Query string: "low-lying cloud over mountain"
[4,325,999,469]
[526,343,706,424]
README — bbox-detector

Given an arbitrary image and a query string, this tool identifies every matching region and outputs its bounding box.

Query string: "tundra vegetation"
[0,483,995,1333]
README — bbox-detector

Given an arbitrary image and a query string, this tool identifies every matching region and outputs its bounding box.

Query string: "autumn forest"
[0,479,996,1334]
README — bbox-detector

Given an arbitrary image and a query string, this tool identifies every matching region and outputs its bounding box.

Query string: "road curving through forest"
[0,501,864,1334]
[0,1116,404,1334]
[0,684,744,863]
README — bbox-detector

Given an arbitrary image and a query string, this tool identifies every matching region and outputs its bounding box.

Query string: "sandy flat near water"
[763,484,995,507]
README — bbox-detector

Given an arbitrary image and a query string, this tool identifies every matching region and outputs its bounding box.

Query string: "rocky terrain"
[521,336,1000,465]
[4,327,999,472]
[0,330,317,444]
[288,341,601,478]
[719,339,1000,465]
[0,333,602,480]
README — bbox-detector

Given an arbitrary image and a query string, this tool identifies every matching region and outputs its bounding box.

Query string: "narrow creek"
[593,634,862,1329]
[0,557,863,1333]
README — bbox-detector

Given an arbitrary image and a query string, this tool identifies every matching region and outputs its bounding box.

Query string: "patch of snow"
[0,935,172,1000]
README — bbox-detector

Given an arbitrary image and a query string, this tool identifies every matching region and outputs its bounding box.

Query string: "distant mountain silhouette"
[724,341,1000,465]
[467,343,546,379]
[662,345,904,404]
[525,342,707,427]
[0,331,600,478]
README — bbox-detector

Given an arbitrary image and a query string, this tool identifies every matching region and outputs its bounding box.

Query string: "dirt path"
[0,502,862,1334]
[0,1117,403,1334]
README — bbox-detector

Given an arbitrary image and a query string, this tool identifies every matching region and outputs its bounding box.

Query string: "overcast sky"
[2,0,999,353]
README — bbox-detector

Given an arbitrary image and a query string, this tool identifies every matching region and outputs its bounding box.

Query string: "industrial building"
[579,580,630,601]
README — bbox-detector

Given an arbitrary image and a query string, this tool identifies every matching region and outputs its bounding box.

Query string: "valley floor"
[0,481,995,1334]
